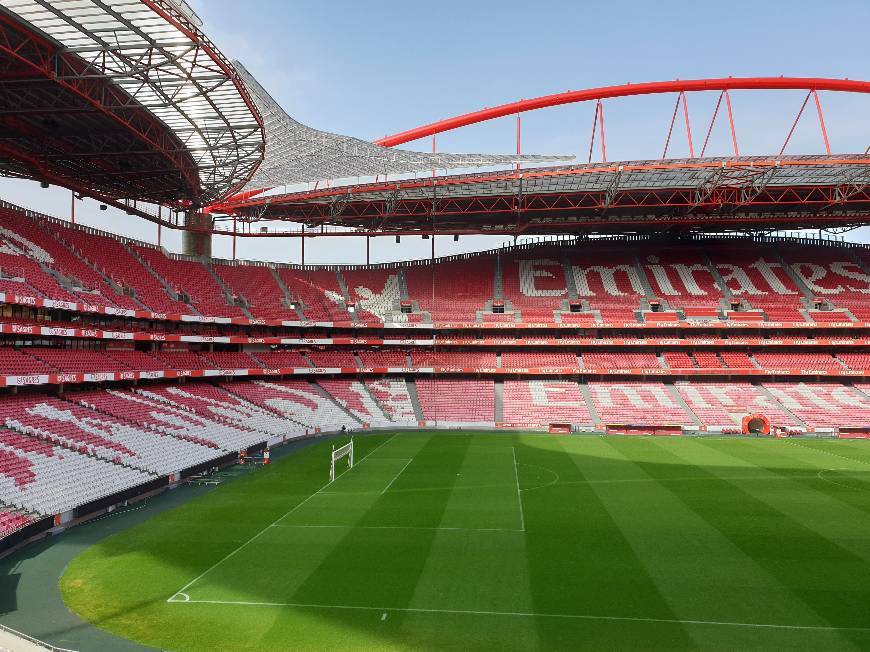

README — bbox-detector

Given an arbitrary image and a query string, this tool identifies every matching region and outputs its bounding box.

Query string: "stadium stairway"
[773,250,815,300]
[359,382,393,421]
[48,231,150,311]
[405,379,425,422]
[333,271,361,325]
[632,255,657,298]
[126,244,200,315]
[756,384,808,426]
[312,382,365,426]
[578,382,602,426]
[205,262,253,319]
[493,255,504,300]
[269,267,303,319]
[561,254,579,299]
[494,381,504,422]
[666,383,702,426]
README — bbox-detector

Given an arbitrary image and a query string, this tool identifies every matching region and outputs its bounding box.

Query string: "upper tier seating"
[583,352,661,369]
[133,246,245,317]
[640,246,724,310]
[214,265,298,320]
[221,380,359,431]
[106,350,167,372]
[779,244,870,320]
[410,351,498,368]
[709,243,805,321]
[248,351,310,368]
[416,379,494,422]
[0,209,138,310]
[0,348,55,375]
[502,254,568,319]
[838,353,870,370]
[342,269,402,323]
[502,380,592,424]
[305,350,359,368]
[152,351,210,371]
[27,348,130,374]
[763,383,870,428]
[278,270,347,321]
[45,222,190,313]
[752,353,842,371]
[365,379,417,423]
[587,382,692,425]
[567,250,646,322]
[0,427,152,515]
[357,350,409,368]
[500,352,579,368]
[405,259,493,322]
[675,382,802,427]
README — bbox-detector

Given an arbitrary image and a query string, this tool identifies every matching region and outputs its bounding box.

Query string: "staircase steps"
[494,381,504,422]
[405,379,425,422]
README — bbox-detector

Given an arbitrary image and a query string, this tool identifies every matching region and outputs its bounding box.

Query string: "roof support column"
[182,211,213,259]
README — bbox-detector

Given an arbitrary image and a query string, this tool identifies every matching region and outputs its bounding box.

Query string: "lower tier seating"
[416,379,495,422]
[587,382,692,425]
[502,380,592,424]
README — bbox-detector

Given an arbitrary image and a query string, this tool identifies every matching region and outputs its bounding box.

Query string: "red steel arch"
[374,77,870,147]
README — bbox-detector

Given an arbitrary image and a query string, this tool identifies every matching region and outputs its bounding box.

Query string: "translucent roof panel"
[0,0,265,205]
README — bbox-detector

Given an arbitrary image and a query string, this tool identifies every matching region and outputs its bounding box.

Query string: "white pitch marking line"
[168,599,870,632]
[511,446,525,532]
[381,457,415,495]
[381,612,388,621]
[167,434,398,602]
[269,524,523,533]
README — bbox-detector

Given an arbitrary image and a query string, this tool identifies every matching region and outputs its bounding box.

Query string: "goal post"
[329,439,354,482]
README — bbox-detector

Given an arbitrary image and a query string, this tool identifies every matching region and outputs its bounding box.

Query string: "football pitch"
[61,432,870,651]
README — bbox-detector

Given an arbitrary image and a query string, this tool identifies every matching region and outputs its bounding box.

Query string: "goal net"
[329,440,354,482]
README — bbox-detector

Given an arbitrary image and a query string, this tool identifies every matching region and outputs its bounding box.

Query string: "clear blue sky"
[3,0,869,262]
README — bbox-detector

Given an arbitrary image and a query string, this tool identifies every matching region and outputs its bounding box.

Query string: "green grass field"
[60,432,870,651]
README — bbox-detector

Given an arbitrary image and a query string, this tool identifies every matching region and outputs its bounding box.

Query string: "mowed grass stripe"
[402,436,541,650]
[511,436,696,650]
[600,437,860,650]
[286,435,472,625]
[640,437,870,648]
[724,438,870,519]
[580,438,843,645]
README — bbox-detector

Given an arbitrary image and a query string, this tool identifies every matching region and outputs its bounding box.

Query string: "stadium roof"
[0,0,264,206]
[224,155,870,235]
[230,62,571,196]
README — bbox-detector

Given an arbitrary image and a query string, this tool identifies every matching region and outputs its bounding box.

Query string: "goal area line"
[167,434,398,603]
[268,523,523,533]
[164,597,870,633]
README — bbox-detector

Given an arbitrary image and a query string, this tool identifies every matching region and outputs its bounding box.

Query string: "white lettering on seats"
[749,259,796,294]
[829,262,870,294]
[519,260,567,297]
[572,265,645,297]
[791,262,840,295]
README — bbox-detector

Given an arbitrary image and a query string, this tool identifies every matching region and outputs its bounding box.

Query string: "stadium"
[0,1,868,650]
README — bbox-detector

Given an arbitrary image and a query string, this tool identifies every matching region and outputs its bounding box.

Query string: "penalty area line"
[167,433,398,603]
[166,599,870,632]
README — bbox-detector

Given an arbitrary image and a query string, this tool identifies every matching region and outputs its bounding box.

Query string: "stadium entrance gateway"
[742,413,771,436]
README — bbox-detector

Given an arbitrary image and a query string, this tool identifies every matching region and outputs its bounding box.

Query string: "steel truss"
[0,0,264,205]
